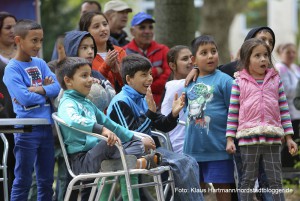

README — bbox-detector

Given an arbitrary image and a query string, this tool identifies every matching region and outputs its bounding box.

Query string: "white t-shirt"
[0,54,10,64]
[161,79,186,154]
[275,62,300,120]
[98,52,107,60]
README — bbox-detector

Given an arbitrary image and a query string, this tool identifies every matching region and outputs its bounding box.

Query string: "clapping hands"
[171,92,185,117]
[146,87,156,113]
[106,50,120,73]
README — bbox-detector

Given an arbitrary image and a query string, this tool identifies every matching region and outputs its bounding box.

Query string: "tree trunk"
[200,0,249,64]
[154,0,196,48]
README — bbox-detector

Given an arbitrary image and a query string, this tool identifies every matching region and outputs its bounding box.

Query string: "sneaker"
[141,151,162,169]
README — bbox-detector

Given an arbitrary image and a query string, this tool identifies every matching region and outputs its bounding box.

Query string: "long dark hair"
[0,11,17,30]
[167,45,190,80]
[238,38,273,72]
[79,11,114,52]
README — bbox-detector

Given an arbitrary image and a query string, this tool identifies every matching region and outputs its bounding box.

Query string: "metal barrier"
[0,118,49,201]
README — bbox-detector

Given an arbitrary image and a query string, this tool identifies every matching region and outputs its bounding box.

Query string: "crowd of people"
[0,1,300,201]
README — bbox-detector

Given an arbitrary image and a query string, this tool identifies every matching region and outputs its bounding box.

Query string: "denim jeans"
[11,125,54,201]
[157,147,204,201]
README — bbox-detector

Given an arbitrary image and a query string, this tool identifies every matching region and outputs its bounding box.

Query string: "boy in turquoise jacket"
[56,57,156,201]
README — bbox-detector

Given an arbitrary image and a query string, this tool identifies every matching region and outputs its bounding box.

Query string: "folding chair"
[52,112,175,201]
[150,120,187,200]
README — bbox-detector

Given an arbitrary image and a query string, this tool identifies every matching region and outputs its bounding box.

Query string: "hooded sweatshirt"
[219,26,276,78]
[63,30,115,111]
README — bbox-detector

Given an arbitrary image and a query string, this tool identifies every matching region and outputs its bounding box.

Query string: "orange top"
[92,45,126,93]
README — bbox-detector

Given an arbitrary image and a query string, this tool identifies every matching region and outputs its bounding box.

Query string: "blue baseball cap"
[131,12,155,26]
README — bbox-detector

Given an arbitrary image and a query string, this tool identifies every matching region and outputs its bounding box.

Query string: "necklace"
[0,46,16,59]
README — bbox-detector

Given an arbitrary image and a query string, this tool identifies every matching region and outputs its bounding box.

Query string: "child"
[185,35,234,201]
[185,26,276,200]
[79,11,126,93]
[3,19,61,201]
[161,45,193,153]
[186,26,276,81]
[53,30,115,200]
[63,30,116,111]
[51,30,116,200]
[107,54,203,201]
[226,38,298,200]
[56,57,157,201]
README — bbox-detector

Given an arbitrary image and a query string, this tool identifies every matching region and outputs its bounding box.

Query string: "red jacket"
[123,40,170,106]
[92,45,126,93]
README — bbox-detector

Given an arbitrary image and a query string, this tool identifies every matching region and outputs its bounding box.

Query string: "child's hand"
[185,68,199,86]
[101,127,122,146]
[28,86,46,95]
[111,62,120,73]
[12,98,20,105]
[146,87,156,113]
[43,76,54,86]
[92,77,101,84]
[171,92,185,117]
[226,137,236,154]
[106,50,119,72]
[141,136,156,153]
[286,135,298,156]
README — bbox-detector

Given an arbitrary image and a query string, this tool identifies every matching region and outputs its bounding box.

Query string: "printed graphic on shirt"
[187,83,213,132]
[25,66,42,86]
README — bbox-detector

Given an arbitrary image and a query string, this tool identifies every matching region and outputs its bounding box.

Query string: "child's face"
[126,69,153,94]
[249,45,270,78]
[88,15,110,47]
[255,31,274,52]
[193,43,218,76]
[78,37,95,63]
[65,64,93,96]
[18,29,43,58]
[172,48,193,79]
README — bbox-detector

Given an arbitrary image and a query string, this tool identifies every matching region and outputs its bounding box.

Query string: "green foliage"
[41,0,81,62]
[245,0,267,28]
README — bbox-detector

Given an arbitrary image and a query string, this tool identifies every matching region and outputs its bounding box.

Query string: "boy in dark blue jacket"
[107,54,204,201]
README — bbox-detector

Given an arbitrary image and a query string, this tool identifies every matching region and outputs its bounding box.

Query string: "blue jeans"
[157,147,204,201]
[11,125,54,201]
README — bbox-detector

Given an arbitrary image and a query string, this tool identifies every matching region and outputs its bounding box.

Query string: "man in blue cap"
[123,12,170,108]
